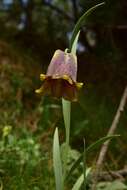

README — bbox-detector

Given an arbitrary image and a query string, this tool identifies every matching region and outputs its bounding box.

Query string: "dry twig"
[92,85,127,190]
[90,167,127,182]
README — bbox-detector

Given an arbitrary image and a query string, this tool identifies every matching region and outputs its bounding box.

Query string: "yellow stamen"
[40,74,46,81]
[76,82,83,89]
[62,75,73,84]
[35,87,43,94]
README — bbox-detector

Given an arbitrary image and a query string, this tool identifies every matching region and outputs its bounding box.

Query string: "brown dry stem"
[92,85,127,190]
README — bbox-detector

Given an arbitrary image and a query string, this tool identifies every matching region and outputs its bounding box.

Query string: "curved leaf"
[66,135,119,180]
[69,2,105,51]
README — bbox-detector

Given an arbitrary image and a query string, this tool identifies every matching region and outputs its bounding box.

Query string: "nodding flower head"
[35,49,83,101]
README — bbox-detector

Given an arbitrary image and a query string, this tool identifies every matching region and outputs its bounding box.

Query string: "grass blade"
[53,128,63,190]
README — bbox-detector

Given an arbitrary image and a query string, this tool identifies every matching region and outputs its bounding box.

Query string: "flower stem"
[62,31,80,183]
[62,98,71,180]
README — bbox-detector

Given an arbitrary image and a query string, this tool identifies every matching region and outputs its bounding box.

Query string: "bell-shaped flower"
[35,49,83,101]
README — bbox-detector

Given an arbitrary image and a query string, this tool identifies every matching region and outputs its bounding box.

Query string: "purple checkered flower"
[35,49,83,101]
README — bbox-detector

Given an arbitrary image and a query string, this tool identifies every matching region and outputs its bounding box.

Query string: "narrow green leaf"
[86,134,120,154]
[72,174,84,190]
[66,135,119,180]
[69,2,105,51]
[72,168,91,190]
[71,31,80,54]
[0,179,3,190]
[53,128,63,190]
[86,167,91,177]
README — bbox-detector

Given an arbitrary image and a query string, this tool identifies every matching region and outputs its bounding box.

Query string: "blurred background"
[0,0,127,189]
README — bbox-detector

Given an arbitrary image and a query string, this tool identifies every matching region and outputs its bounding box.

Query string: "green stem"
[62,29,80,183]
[62,98,71,180]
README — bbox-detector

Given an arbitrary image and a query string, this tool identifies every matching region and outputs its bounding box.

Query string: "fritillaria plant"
[35,2,118,190]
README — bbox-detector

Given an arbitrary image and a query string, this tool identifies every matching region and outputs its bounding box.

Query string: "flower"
[35,49,83,101]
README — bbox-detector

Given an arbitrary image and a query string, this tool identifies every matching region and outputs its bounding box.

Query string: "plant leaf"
[0,179,3,190]
[71,31,80,54]
[72,174,84,190]
[86,134,120,154]
[53,128,63,190]
[66,135,119,180]
[69,2,105,51]
[72,168,91,190]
